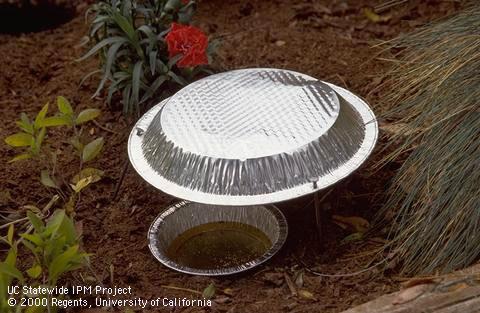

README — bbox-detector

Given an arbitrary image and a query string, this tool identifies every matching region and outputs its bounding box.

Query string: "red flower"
[181,0,189,3]
[165,23,208,68]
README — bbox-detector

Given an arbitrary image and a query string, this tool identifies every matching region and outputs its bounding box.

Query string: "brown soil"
[0,1,462,312]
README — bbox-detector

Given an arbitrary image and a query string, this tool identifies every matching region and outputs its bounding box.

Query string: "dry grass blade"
[375,4,480,275]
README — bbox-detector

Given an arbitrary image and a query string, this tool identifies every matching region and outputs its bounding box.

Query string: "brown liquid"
[166,222,272,270]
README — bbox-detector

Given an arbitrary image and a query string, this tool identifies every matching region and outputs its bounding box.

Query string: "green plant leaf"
[36,127,46,150]
[26,264,42,279]
[93,41,125,97]
[48,245,80,284]
[40,170,58,189]
[112,11,136,43]
[5,246,17,267]
[57,96,74,116]
[164,0,182,12]
[149,50,157,75]
[0,262,24,282]
[140,75,167,104]
[27,211,44,232]
[80,69,102,87]
[178,2,196,24]
[122,84,132,114]
[57,211,77,244]
[7,224,14,245]
[167,54,183,69]
[70,137,84,154]
[82,137,104,162]
[34,103,49,130]
[167,70,188,86]
[156,58,168,74]
[72,167,104,184]
[138,25,157,54]
[8,153,32,163]
[17,113,34,134]
[132,61,144,107]
[25,304,46,313]
[107,76,128,104]
[75,109,101,125]
[44,210,66,237]
[21,239,36,255]
[5,132,34,147]
[40,115,71,127]
[20,112,31,127]
[21,233,43,247]
[78,36,129,61]
[63,195,76,217]
[202,283,215,299]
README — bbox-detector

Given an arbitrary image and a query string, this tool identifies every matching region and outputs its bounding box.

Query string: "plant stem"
[161,285,202,295]
[0,217,29,230]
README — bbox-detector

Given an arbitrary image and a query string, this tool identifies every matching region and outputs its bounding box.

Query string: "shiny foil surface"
[148,201,288,276]
[128,68,378,205]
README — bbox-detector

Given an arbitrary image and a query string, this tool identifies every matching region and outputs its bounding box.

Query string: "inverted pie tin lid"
[128,68,378,205]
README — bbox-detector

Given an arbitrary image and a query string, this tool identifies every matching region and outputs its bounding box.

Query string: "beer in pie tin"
[148,201,288,276]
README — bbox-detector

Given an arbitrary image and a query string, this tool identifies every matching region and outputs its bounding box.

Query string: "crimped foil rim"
[147,201,288,276]
[128,79,378,205]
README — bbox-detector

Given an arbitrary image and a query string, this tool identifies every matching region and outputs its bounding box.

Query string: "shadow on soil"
[0,3,75,34]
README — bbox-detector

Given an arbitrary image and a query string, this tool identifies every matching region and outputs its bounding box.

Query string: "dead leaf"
[401,277,438,288]
[72,167,104,184]
[70,175,96,193]
[0,190,12,205]
[293,3,331,20]
[298,289,316,301]
[214,296,231,304]
[363,7,380,22]
[332,215,370,233]
[392,284,432,305]
[75,220,84,237]
[263,272,284,286]
[223,288,234,296]
[226,306,237,313]
[334,221,349,230]
[368,237,388,244]
[363,8,391,23]
[275,40,286,47]
[202,283,215,299]
[284,273,298,296]
[294,270,304,288]
[22,205,41,214]
[379,123,413,137]
[447,282,469,293]
[341,232,364,244]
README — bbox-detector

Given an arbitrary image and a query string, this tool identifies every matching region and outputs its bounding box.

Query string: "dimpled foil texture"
[128,68,378,205]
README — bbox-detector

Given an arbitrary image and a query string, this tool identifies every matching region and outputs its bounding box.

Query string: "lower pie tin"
[148,201,288,276]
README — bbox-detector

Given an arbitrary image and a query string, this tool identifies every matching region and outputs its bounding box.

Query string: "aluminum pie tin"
[128,68,378,205]
[148,201,288,276]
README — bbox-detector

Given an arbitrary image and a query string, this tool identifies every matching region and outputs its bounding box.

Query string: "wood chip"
[401,277,439,288]
[284,273,298,296]
[392,284,433,305]
[298,289,316,301]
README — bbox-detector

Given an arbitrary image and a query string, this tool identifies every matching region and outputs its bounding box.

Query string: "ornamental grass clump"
[82,0,215,115]
[377,4,480,275]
